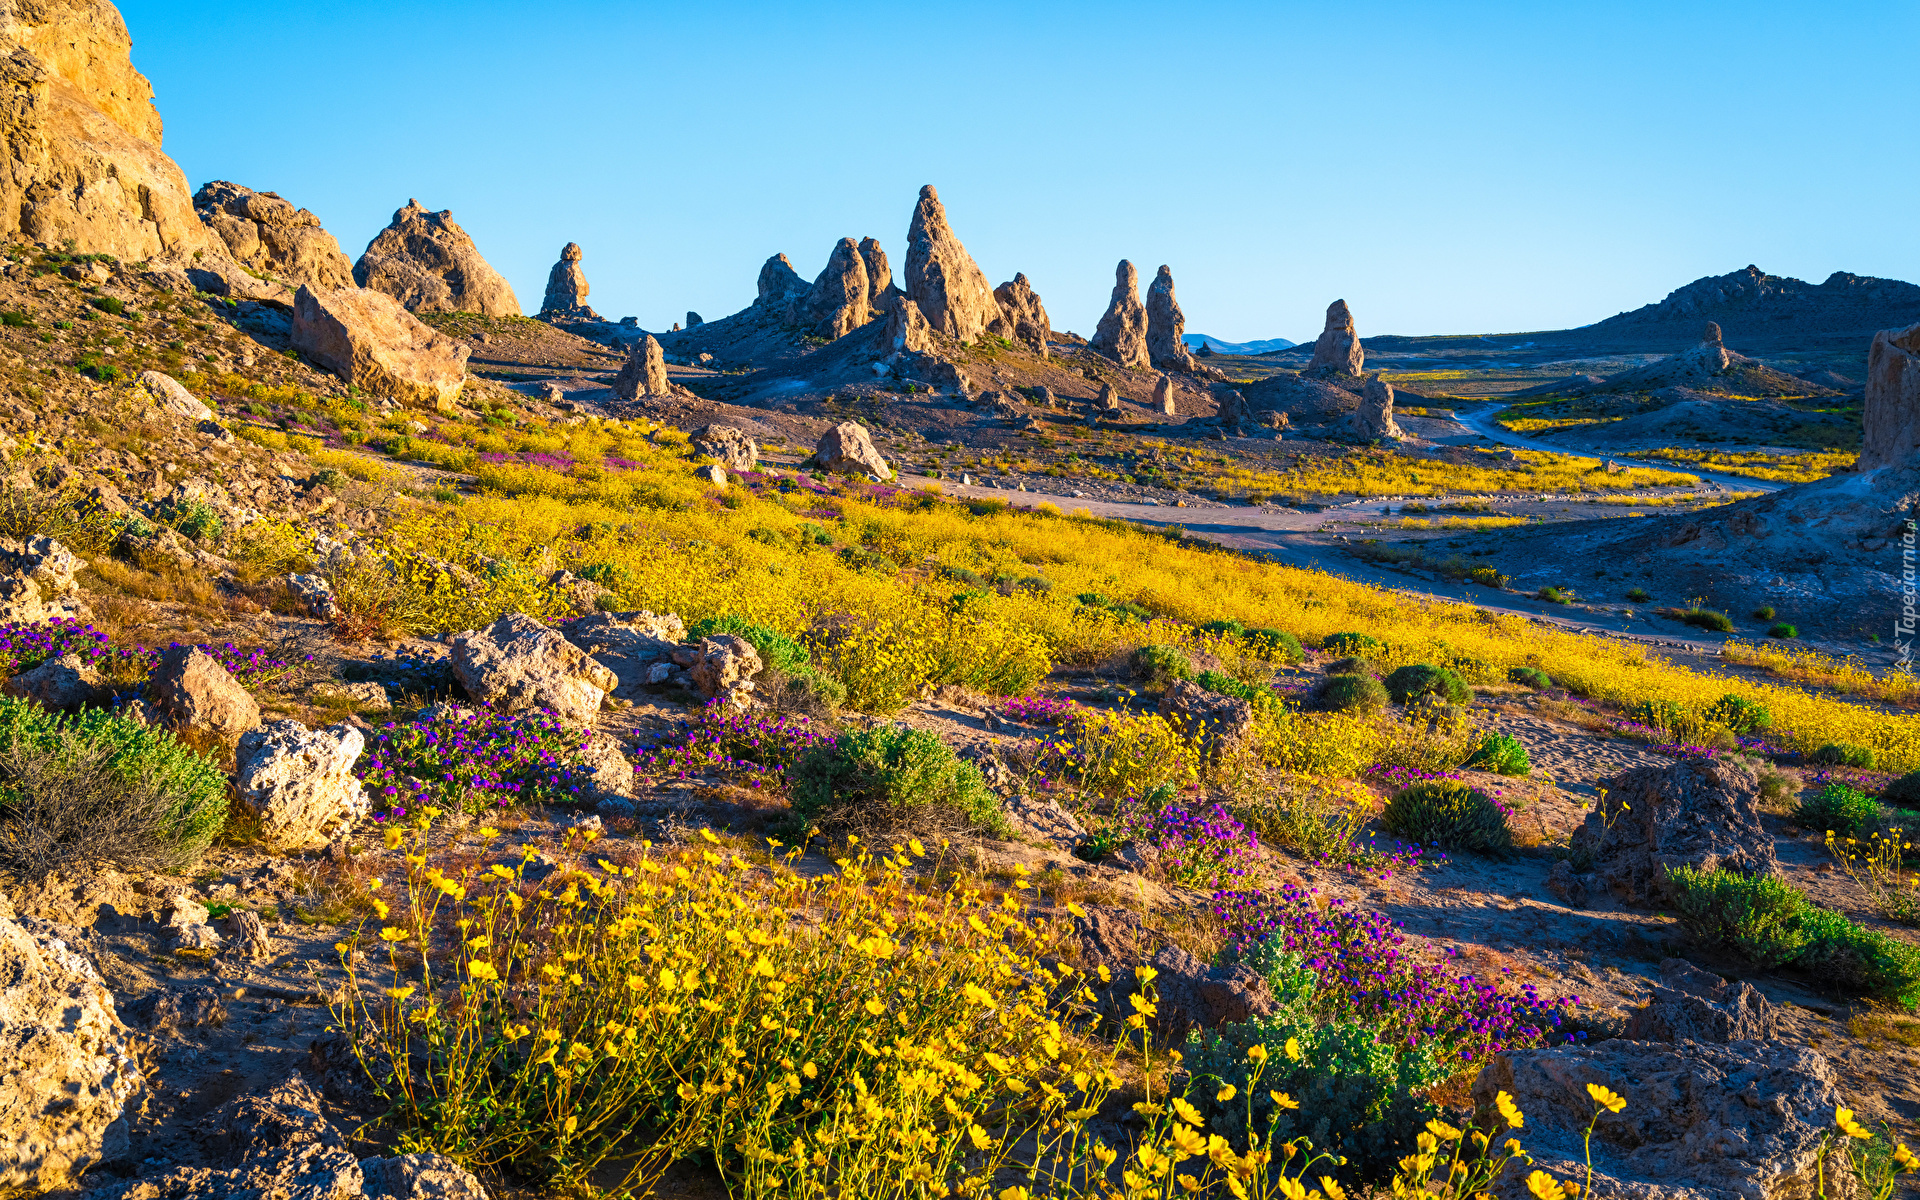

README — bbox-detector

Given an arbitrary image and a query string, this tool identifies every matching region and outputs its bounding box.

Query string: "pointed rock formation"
[290,286,469,410]
[193,182,351,291]
[992,273,1051,357]
[0,2,216,258]
[686,311,703,328]
[903,185,1004,342]
[539,242,601,321]
[1304,300,1364,377]
[802,237,872,339]
[755,253,809,320]
[859,236,896,309]
[1863,322,1920,471]
[613,335,674,400]
[1345,373,1403,441]
[884,292,932,355]
[1146,266,1196,371]
[1153,374,1177,416]
[1091,260,1150,370]
[354,200,519,316]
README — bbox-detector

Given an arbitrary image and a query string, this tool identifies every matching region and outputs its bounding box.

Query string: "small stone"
[2,653,110,710]
[286,572,336,618]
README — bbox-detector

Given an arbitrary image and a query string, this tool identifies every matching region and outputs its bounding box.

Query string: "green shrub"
[1074,591,1109,607]
[1768,623,1799,639]
[1707,694,1771,734]
[1011,575,1051,595]
[1322,632,1379,656]
[0,699,227,882]
[1245,628,1304,663]
[1536,586,1573,605]
[1626,587,1651,602]
[1196,670,1276,708]
[1811,742,1875,769]
[1796,908,1920,1008]
[1507,666,1552,689]
[941,566,985,588]
[1381,780,1511,852]
[1468,566,1508,588]
[1382,664,1469,706]
[1795,782,1881,836]
[89,295,126,316]
[1464,733,1531,776]
[1628,698,1700,740]
[1666,865,1809,968]
[1324,656,1370,676]
[1129,643,1193,688]
[1680,608,1735,632]
[1314,674,1388,713]
[788,725,1003,836]
[0,310,31,328]
[1198,619,1246,638]
[1753,606,1776,621]
[686,615,809,675]
[1882,772,1920,810]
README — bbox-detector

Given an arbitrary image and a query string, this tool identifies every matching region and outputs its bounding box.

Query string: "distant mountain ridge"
[1577,264,1920,349]
[1184,333,1296,355]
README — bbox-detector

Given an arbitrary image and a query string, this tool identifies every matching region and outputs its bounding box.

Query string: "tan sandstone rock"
[1091,260,1150,370]
[1146,265,1196,370]
[134,369,212,421]
[1153,373,1177,415]
[883,292,932,355]
[1345,372,1403,440]
[234,720,370,850]
[3,652,110,709]
[1304,299,1364,377]
[354,199,520,316]
[292,285,469,409]
[992,272,1050,357]
[1862,320,1920,470]
[814,420,892,480]
[538,241,601,321]
[612,334,675,400]
[193,180,353,291]
[803,236,872,339]
[903,184,1004,343]
[756,253,809,314]
[146,645,259,742]
[691,424,758,472]
[859,236,895,308]
[451,612,618,725]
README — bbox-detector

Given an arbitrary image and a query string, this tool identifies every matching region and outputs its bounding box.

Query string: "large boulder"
[1344,372,1403,440]
[3,652,110,710]
[1473,1039,1844,1200]
[451,613,618,725]
[1090,260,1150,370]
[538,241,601,321]
[814,421,891,480]
[234,720,370,850]
[134,370,213,422]
[1862,320,1920,470]
[353,198,520,316]
[1156,679,1253,757]
[193,180,354,291]
[146,645,260,742]
[903,184,1004,343]
[1624,958,1779,1044]
[1304,299,1364,377]
[292,284,470,409]
[755,253,809,313]
[1145,265,1196,371]
[0,534,80,597]
[992,272,1051,357]
[690,424,758,472]
[0,905,144,1194]
[611,334,675,400]
[560,610,686,699]
[1567,757,1774,906]
[801,236,873,339]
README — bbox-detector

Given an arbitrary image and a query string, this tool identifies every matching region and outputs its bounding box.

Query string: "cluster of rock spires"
[1090,261,1197,372]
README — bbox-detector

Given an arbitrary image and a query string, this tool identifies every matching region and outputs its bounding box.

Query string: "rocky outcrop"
[292,285,470,409]
[0,1,217,259]
[691,424,757,472]
[354,199,519,317]
[802,236,872,339]
[234,720,370,850]
[674,635,762,707]
[451,613,618,725]
[538,242,601,321]
[1090,260,1150,370]
[1569,323,1834,399]
[135,369,212,421]
[1344,372,1403,440]
[1862,321,1920,470]
[1624,958,1778,1044]
[859,236,895,307]
[685,311,703,328]
[1473,1039,1843,1200]
[756,253,808,312]
[146,645,260,742]
[1304,299,1364,377]
[1146,265,1195,370]
[193,181,353,291]
[992,272,1050,357]
[1567,757,1773,907]
[0,903,144,1194]
[883,292,932,355]
[3,652,110,709]
[560,610,686,700]
[1157,679,1252,757]
[612,334,676,400]
[903,185,1004,343]
[814,421,891,480]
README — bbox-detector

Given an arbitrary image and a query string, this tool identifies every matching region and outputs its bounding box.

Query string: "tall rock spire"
[1091,260,1150,370]
[1146,265,1195,371]
[903,185,1003,343]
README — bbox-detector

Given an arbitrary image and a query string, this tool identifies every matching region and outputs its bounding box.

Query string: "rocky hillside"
[1576,264,1920,352]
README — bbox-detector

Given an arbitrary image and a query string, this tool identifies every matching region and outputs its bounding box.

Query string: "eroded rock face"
[193,180,353,291]
[291,285,470,409]
[1568,757,1773,906]
[1157,679,1253,757]
[1863,321,1920,470]
[538,241,601,321]
[691,424,758,472]
[354,199,520,317]
[674,634,762,707]
[756,253,808,312]
[612,334,674,400]
[451,612,618,725]
[883,292,932,355]
[1146,265,1195,371]
[0,903,144,1194]
[1304,299,1364,377]
[814,421,891,479]
[234,720,370,850]
[1473,1039,1841,1200]
[903,184,1003,342]
[858,236,895,307]
[146,645,259,741]
[135,369,213,422]
[1345,372,1403,440]
[3,652,109,709]
[1091,260,1150,370]
[992,272,1050,357]
[560,610,685,700]
[1624,958,1778,1044]
[0,534,80,597]
[802,236,872,339]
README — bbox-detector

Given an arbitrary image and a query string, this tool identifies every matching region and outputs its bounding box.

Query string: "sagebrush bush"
[1507,666,1552,689]
[788,725,1004,835]
[1666,865,1809,967]
[1811,742,1875,768]
[1129,642,1193,688]
[1465,732,1531,776]
[1380,780,1511,852]
[0,699,227,881]
[1382,663,1469,705]
[1314,673,1387,713]
[1795,782,1881,836]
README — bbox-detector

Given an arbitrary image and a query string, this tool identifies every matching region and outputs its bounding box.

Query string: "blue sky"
[124,0,1918,342]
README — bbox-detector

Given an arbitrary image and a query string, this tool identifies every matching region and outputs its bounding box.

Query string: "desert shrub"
[1381,780,1511,853]
[1323,631,1378,655]
[0,482,116,553]
[1812,742,1876,769]
[1043,708,1199,798]
[1011,574,1051,595]
[1468,566,1508,588]
[788,724,1003,836]
[1382,663,1469,705]
[1199,618,1246,637]
[686,614,809,675]
[157,496,224,544]
[0,310,31,327]
[1769,622,1799,639]
[1507,666,1552,689]
[1244,627,1304,663]
[1464,732,1531,776]
[1882,772,1920,810]
[1195,669,1277,708]
[0,699,227,882]
[1666,865,1810,968]
[1708,693,1772,734]
[1314,674,1388,713]
[1129,642,1193,688]
[1796,908,1920,1007]
[1324,656,1369,676]
[940,565,984,587]
[89,295,126,316]
[1536,586,1572,605]
[1680,607,1735,633]
[1628,697,1702,741]
[1626,587,1651,602]
[1754,606,1776,621]
[1795,782,1881,836]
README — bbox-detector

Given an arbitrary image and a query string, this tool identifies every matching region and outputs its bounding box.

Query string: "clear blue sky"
[123,0,1918,342]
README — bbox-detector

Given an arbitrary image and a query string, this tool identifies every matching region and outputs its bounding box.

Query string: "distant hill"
[1574,264,1920,351]
[1185,333,1297,355]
